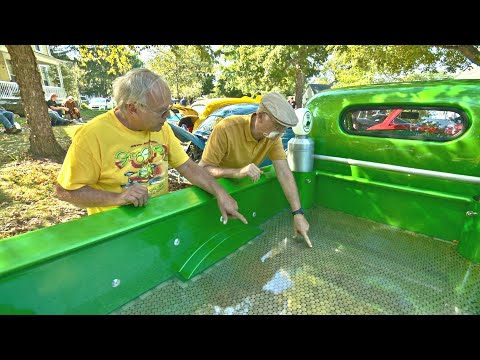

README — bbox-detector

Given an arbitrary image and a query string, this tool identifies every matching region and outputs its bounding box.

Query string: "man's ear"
[126,103,138,115]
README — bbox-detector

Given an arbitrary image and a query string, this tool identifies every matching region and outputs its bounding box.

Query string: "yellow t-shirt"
[201,114,286,168]
[57,110,189,215]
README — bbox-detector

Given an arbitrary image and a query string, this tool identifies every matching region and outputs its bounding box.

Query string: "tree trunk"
[6,45,66,162]
[295,64,305,108]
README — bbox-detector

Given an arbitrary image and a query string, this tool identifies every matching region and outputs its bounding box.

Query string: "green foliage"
[398,71,455,82]
[213,77,244,97]
[324,45,473,87]
[217,45,328,100]
[201,73,215,96]
[78,46,144,97]
[147,45,214,99]
[60,62,82,100]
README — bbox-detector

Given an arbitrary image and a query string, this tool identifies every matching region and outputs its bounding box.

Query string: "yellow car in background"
[191,96,259,130]
[168,104,200,133]
[171,104,198,117]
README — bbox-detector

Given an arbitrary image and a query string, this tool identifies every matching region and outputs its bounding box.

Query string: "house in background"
[0,45,67,103]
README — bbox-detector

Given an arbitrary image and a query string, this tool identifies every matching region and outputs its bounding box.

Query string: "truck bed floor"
[113,206,480,315]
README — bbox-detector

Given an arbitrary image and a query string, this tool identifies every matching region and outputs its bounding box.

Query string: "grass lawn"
[0,109,108,239]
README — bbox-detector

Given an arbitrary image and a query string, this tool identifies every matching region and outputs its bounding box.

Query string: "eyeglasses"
[135,102,172,118]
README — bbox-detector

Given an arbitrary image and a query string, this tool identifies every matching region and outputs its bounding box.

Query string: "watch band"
[292,208,304,216]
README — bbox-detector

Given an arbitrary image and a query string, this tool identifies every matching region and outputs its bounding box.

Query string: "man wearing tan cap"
[199,92,312,248]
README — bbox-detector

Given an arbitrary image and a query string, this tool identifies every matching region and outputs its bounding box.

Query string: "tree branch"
[439,45,480,66]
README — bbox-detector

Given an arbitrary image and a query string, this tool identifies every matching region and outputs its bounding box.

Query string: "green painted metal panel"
[292,172,316,209]
[315,171,471,242]
[459,201,480,263]
[0,167,289,314]
[306,79,480,262]
[308,80,480,178]
[179,224,263,280]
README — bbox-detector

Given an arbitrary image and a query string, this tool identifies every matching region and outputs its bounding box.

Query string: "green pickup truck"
[1,79,479,315]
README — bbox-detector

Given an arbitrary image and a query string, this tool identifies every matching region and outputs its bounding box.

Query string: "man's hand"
[239,163,263,182]
[117,184,149,207]
[177,159,248,225]
[293,214,312,248]
[217,191,248,225]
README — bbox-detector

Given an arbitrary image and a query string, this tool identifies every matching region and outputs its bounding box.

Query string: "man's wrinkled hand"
[240,163,263,182]
[118,184,149,207]
[217,192,248,225]
[293,214,312,248]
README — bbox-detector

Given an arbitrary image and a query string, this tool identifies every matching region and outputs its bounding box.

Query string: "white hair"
[112,68,170,111]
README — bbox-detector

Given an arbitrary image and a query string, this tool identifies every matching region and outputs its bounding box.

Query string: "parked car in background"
[190,96,259,130]
[190,98,212,118]
[352,110,387,130]
[166,104,200,132]
[194,103,260,141]
[80,95,89,106]
[366,109,412,131]
[353,107,464,138]
[88,97,116,110]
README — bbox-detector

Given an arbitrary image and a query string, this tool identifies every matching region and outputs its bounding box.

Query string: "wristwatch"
[292,208,304,216]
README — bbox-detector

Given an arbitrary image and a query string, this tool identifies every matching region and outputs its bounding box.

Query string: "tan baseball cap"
[258,92,298,127]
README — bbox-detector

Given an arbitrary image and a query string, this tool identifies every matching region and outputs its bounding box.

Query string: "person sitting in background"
[0,106,21,134]
[180,97,187,106]
[63,96,84,123]
[46,93,69,117]
[48,108,74,126]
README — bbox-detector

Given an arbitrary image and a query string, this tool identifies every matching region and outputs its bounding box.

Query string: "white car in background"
[88,97,116,110]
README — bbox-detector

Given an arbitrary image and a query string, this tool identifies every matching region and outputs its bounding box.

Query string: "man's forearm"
[198,160,243,179]
[55,183,122,208]
[203,165,243,179]
[273,160,301,210]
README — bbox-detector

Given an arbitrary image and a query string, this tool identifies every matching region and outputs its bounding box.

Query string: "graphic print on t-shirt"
[115,140,169,196]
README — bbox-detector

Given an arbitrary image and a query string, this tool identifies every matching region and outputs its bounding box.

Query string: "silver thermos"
[287,108,314,172]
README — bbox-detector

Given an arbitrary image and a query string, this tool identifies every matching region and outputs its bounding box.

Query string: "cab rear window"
[342,107,468,141]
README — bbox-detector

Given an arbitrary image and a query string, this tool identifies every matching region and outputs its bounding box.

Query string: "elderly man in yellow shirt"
[199,92,312,247]
[55,68,247,225]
